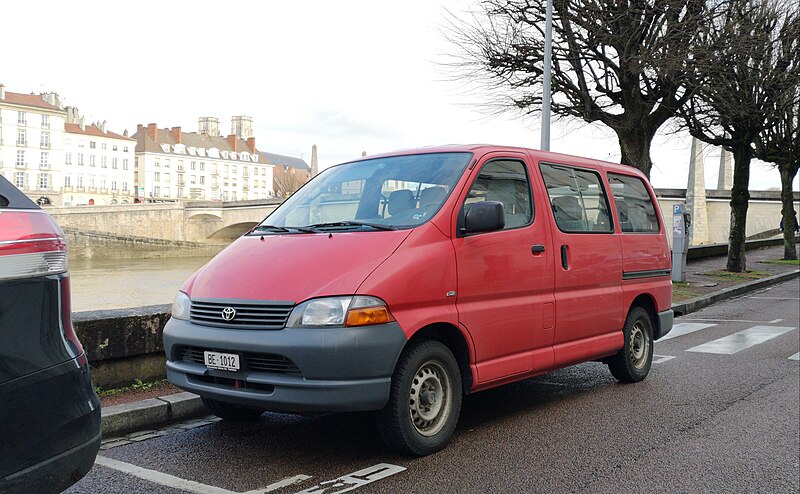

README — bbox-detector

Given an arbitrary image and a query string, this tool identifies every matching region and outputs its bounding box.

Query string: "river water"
[69,256,213,312]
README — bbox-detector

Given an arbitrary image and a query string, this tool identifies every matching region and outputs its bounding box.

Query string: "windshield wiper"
[304,221,397,231]
[252,224,318,234]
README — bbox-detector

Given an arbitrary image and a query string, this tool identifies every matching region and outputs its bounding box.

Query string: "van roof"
[356,144,647,179]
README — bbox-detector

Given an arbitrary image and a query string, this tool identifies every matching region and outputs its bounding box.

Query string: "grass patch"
[703,269,770,282]
[96,378,169,398]
[758,258,800,265]
[672,282,702,302]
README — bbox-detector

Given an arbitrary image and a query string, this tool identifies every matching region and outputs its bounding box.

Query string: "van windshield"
[260,152,472,232]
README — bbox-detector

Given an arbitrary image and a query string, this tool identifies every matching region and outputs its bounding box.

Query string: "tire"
[202,397,265,422]
[377,340,463,456]
[608,306,654,383]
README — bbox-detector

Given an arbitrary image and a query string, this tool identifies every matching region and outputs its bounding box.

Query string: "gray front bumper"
[163,318,407,413]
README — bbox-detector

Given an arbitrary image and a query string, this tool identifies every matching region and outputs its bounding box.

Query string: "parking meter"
[672,204,691,282]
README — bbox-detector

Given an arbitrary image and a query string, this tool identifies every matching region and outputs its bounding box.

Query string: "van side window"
[464,159,533,230]
[540,164,613,233]
[608,173,660,233]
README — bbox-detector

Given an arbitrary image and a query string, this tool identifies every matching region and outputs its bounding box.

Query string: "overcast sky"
[2,0,795,191]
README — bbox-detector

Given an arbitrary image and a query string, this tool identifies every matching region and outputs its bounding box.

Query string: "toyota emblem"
[221,307,236,321]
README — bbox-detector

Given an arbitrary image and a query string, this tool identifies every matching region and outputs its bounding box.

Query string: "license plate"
[203,351,240,371]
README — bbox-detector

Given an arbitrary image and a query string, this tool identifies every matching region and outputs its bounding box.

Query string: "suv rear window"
[607,173,660,233]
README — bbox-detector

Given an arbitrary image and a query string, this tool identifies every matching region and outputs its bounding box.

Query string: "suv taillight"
[0,209,67,281]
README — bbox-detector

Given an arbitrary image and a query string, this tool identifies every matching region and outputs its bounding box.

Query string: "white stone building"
[132,117,279,202]
[0,85,66,205]
[62,109,136,206]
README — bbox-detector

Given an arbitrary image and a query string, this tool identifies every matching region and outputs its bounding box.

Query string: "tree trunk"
[779,165,798,260]
[616,127,654,179]
[726,145,752,272]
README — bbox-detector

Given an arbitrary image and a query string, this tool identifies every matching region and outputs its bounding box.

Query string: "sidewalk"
[99,244,799,440]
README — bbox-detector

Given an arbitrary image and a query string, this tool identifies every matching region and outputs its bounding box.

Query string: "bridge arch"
[208,221,259,240]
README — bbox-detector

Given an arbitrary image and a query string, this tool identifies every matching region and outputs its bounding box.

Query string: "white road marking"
[686,326,795,355]
[789,352,800,361]
[683,318,783,324]
[244,475,313,494]
[657,323,717,341]
[652,355,676,364]
[95,455,234,494]
[293,464,406,494]
[770,319,785,324]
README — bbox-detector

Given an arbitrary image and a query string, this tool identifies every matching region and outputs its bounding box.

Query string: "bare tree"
[755,88,800,260]
[274,169,307,198]
[679,0,799,271]
[444,0,712,177]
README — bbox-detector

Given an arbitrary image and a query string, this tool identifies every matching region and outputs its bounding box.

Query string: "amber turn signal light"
[345,306,395,327]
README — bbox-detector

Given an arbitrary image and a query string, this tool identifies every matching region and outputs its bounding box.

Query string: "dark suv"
[0,176,100,493]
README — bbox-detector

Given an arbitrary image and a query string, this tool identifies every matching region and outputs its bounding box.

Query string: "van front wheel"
[378,340,462,456]
[608,307,654,383]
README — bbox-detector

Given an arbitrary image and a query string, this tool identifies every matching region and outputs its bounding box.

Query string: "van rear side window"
[608,173,660,233]
[540,164,612,233]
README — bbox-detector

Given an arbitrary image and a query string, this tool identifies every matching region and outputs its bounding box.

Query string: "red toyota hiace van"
[164,145,673,455]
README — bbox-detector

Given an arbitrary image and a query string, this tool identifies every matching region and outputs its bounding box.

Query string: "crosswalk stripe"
[686,326,795,355]
[658,322,717,342]
[789,352,800,361]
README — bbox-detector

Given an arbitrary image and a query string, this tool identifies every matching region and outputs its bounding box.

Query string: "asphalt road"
[67,280,800,494]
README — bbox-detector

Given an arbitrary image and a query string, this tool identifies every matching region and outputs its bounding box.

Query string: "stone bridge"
[49,199,282,243]
[47,190,797,246]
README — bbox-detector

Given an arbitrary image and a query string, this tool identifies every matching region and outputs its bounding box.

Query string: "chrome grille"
[178,346,302,376]
[190,299,294,329]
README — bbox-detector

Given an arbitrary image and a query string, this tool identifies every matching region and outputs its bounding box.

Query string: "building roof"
[259,151,310,171]
[132,125,308,169]
[65,123,135,141]
[0,90,64,112]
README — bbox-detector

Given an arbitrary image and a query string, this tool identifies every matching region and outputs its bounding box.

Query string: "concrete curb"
[100,270,798,438]
[673,269,800,317]
[101,392,208,437]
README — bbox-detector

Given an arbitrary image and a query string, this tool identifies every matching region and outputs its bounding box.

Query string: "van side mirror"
[463,201,505,234]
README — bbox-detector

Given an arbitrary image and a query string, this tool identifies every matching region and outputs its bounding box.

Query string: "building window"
[154,158,160,167]
[122,181,128,191]
[77,176,83,187]
[123,159,129,170]
[165,159,170,168]
[40,152,49,168]
[123,146,128,152]
[17,112,26,125]
[111,181,118,191]
[17,129,26,145]
[65,152,72,165]
[199,162,205,171]
[90,141,96,149]
[89,178,95,189]
[40,131,50,148]
[41,115,49,128]
[154,186,160,197]
[16,150,25,167]
[154,172,160,181]
[164,173,170,183]
[112,145,118,151]
[101,143,107,150]
[89,155,96,167]
[64,176,71,188]
[178,188,185,199]
[199,176,205,185]
[101,156,107,168]
[190,161,196,171]
[112,158,118,169]
[15,172,25,189]
[39,173,49,191]
[78,153,84,166]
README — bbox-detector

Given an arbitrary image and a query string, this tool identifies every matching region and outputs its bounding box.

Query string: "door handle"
[560,245,569,270]
[531,244,546,254]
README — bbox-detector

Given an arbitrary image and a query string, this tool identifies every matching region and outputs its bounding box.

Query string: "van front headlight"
[171,291,191,320]
[286,296,394,328]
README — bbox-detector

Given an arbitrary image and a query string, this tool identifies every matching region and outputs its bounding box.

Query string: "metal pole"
[541,0,553,151]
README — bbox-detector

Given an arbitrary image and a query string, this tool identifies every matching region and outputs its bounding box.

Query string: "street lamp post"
[541,0,553,151]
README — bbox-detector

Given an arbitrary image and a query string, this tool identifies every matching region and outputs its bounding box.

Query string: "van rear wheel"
[378,340,462,456]
[202,398,264,422]
[608,307,654,383]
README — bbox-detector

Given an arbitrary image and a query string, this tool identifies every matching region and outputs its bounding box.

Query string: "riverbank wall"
[65,229,229,260]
